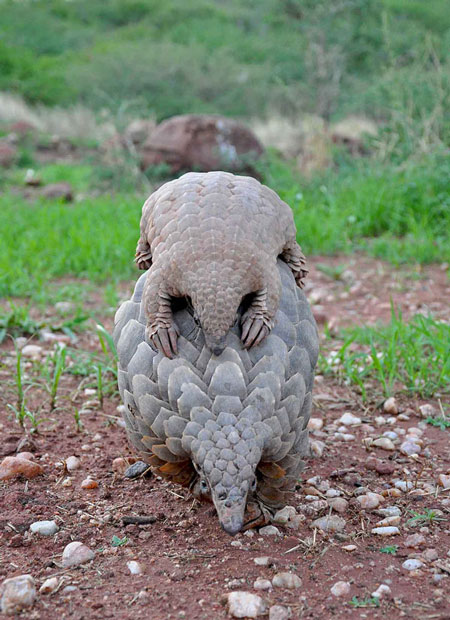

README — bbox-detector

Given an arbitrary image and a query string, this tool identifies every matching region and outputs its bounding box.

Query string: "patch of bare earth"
[0,255,449,619]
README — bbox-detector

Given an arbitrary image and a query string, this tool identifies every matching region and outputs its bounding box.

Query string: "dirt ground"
[0,255,449,619]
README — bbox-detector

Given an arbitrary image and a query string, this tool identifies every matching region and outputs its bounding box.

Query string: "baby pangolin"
[135,171,308,358]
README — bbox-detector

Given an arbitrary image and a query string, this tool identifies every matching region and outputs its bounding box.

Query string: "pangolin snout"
[204,333,227,356]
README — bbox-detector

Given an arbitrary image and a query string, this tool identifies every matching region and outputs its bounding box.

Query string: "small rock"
[376,516,401,527]
[112,457,128,473]
[1,574,36,615]
[253,557,271,566]
[0,456,43,480]
[357,492,383,510]
[371,526,400,536]
[30,520,59,536]
[269,605,291,620]
[394,480,413,492]
[253,578,272,591]
[272,572,302,589]
[16,452,35,461]
[81,478,99,490]
[373,437,395,451]
[272,506,296,525]
[342,544,357,552]
[338,412,361,426]
[327,498,348,514]
[124,461,151,479]
[65,456,80,472]
[259,525,281,537]
[126,561,143,575]
[39,577,58,594]
[21,344,43,360]
[400,441,421,456]
[365,457,395,475]
[418,404,436,418]
[311,515,346,532]
[371,584,391,599]
[405,534,426,548]
[309,440,325,457]
[330,581,351,597]
[381,487,402,498]
[377,506,401,518]
[438,474,450,489]
[423,548,438,562]
[402,559,423,571]
[307,418,323,431]
[62,541,95,567]
[383,397,398,414]
[227,592,266,618]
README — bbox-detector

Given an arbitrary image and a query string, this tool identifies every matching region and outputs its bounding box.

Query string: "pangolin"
[134,171,308,358]
[114,173,318,534]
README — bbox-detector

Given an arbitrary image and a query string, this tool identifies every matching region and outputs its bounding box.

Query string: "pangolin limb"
[135,171,308,358]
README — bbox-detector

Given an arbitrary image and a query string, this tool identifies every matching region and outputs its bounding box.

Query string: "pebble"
[335,433,355,441]
[39,577,58,594]
[371,526,400,536]
[339,412,361,425]
[62,541,95,567]
[371,584,391,599]
[1,574,36,615]
[269,605,291,620]
[0,456,43,480]
[357,493,384,510]
[365,457,396,475]
[381,487,402,498]
[272,572,302,589]
[253,557,271,566]
[342,544,357,552]
[21,344,43,359]
[16,451,35,461]
[423,548,438,562]
[402,559,423,571]
[272,506,296,525]
[400,441,421,456]
[394,480,413,492]
[65,456,80,472]
[330,581,351,597]
[328,498,348,514]
[383,397,398,414]
[253,578,272,591]
[419,404,436,418]
[30,520,59,536]
[311,515,346,532]
[126,561,143,575]
[259,525,281,537]
[62,477,72,487]
[307,418,323,431]
[309,440,325,457]
[383,431,398,441]
[405,534,426,548]
[377,506,401,517]
[227,592,266,618]
[376,515,401,527]
[373,437,395,451]
[438,474,450,489]
[81,477,99,489]
[124,461,151,479]
[112,457,128,473]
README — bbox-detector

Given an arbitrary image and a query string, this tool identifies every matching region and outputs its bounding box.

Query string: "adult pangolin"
[135,171,308,358]
[115,172,318,534]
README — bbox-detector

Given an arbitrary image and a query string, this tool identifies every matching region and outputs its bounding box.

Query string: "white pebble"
[394,480,413,492]
[39,577,58,594]
[227,592,267,618]
[307,418,323,431]
[272,506,296,525]
[418,404,436,418]
[400,441,421,456]
[383,397,398,414]
[62,541,94,567]
[30,520,59,536]
[311,515,346,532]
[253,578,272,591]
[371,526,400,536]
[126,561,143,575]
[375,516,401,527]
[309,440,325,457]
[383,431,398,440]
[330,581,351,597]
[402,559,423,571]
[357,492,383,510]
[1,574,36,615]
[377,506,401,517]
[339,412,361,426]
[253,557,270,566]
[272,572,302,589]
[371,584,391,599]
[21,345,43,360]
[65,456,80,471]
[269,605,291,620]
[438,474,450,489]
[373,437,395,451]
[259,525,281,537]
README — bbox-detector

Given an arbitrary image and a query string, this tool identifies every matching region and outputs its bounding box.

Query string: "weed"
[407,509,446,527]
[96,364,103,408]
[0,303,41,343]
[425,415,450,430]
[315,263,348,281]
[48,346,67,410]
[73,409,83,432]
[349,596,380,608]
[111,535,128,547]
[379,545,398,555]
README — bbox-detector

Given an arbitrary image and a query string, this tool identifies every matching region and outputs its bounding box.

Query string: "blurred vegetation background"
[0,0,449,298]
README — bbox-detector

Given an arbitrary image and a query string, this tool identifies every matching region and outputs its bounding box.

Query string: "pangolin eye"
[217,491,227,501]
[251,478,257,491]
[199,479,208,493]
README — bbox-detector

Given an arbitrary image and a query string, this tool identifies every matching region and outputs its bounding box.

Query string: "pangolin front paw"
[147,323,179,358]
[240,315,272,349]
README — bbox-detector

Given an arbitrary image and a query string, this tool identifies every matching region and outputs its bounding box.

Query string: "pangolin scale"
[115,171,318,534]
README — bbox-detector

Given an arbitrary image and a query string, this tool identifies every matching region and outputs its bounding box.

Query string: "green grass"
[407,509,446,527]
[379,545,398,555]
[319,306,450,400]
[426,416,450,431]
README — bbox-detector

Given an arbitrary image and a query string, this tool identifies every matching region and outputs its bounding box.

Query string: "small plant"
[0,303,41,343]
[96,363,103,408]
[111,535,128,548]
[407,509,446,527]
[316,262,348,281]
[379,545,398,555]
[49,345,67,410]
[349,596,380,608]
[426,415,450,430]
[73,409,83,432]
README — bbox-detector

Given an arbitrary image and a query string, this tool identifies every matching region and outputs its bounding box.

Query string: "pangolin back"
[114,260,318,534]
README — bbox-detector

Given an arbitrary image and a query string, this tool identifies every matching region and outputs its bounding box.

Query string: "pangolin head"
[188,411,263,535]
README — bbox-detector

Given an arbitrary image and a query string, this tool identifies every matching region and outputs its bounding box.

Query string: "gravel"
[1,574,36,615]
[30,520,59,536]
[227,592,267,618]
[39,577,58,594]
[402,559,423,571]
[61,541,95,567]
[253,578,272,591]
[310,515,346,532]
[371,526,400,536]
[272,572,302,589]
[330,581,350,597]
